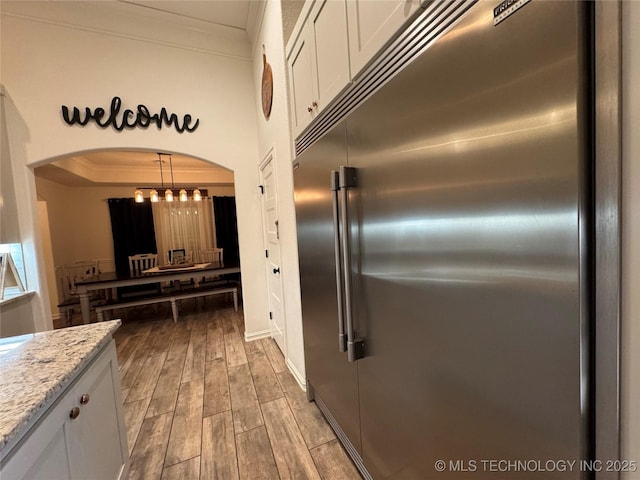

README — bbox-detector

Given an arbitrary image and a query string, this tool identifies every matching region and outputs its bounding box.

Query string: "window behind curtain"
[151,199,217,264]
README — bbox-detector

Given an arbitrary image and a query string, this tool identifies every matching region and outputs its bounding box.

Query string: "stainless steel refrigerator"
[294,1,592,479]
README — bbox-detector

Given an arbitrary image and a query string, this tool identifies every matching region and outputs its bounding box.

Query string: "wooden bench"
[95,284,238,322]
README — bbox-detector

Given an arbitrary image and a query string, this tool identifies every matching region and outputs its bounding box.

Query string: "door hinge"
[259,185,265,194]
[265,249,269,258]
[269,312,273,320]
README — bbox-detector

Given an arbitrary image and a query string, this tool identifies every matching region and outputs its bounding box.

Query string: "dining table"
[75,262,241,324]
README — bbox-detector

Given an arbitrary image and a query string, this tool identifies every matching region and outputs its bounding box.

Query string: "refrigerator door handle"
[331,170,348,353]
[339,166,365,362]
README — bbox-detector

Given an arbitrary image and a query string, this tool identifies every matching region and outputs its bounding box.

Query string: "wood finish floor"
[110,299,362,480]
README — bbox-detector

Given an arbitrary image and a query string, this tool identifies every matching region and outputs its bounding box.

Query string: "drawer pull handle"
[69,407,80,420]
[80,394,90,405]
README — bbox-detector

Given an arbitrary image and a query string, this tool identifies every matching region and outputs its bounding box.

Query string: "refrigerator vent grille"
[295,0,478,157]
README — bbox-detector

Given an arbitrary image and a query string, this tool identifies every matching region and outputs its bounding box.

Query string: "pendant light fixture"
[155,152,165,202]
[165,153,174,202]
[134,152,203,202]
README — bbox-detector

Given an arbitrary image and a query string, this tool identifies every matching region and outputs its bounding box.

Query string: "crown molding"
[47,155,233,186]
[1,3,252,61]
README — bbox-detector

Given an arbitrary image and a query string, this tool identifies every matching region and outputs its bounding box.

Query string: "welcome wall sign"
[61,96,200,133]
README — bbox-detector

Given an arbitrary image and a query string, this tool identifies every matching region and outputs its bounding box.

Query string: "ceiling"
[0,0,264,59]
[120,0,252,30]
[35,151,234,188]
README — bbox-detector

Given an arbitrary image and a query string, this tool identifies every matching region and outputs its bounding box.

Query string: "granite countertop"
[0,320,121,456]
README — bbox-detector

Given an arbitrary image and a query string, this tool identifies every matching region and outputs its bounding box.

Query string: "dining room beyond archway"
[33,149,238,326]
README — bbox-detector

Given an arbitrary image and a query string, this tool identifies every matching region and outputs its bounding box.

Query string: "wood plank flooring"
[109,300,362,480]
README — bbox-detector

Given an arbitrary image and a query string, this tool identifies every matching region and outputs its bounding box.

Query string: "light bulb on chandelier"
[134,153,203,203]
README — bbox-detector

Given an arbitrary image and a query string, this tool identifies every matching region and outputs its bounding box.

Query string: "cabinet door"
[310,0,351,111]
[289,29,317,137]
[1,391,75,479]
[346,0,422,74]
[70,341,128,480]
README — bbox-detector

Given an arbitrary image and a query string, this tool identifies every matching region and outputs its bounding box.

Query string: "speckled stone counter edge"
[0,320,121,457]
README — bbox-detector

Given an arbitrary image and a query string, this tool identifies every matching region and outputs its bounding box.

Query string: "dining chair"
[167,249,193,265]
[198,248,225,286]
[200,247,223,265]
[120,253,162,301]
[165,249,195,291]
[128,253,158,274]
[56,260,103,325]
[168,249,185,265]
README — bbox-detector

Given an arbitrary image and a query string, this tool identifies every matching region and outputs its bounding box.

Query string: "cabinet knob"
[80,393,90,405]
[273,267,280,274]
[69,406,81,420]
[312,101,318,108]
[307,106,313,113]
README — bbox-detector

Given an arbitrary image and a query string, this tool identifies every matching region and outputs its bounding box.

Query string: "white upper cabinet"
[311,0,351,111]
[287,0,424,139]
[288,0,350,137]
[347,0,422,75]
[289,30,316,136]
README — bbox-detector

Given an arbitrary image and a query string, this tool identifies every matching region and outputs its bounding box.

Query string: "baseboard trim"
[244,329,272,342]
[286,358,306,392]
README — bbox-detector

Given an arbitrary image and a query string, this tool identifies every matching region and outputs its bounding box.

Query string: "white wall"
[37,201,59,319]
[250,0,306,384]
[36,178,121,269]
[0,296,36,337]
[0,87,20,244]
[0,7,269,337]
[621,1,639,476]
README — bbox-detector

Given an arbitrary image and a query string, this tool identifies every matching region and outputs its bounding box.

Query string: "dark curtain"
[108,198,158,276]
[213,196,240,267]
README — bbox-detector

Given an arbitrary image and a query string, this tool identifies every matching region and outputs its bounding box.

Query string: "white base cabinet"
[1,340,128,480]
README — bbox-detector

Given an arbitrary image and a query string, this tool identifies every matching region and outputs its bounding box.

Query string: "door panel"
[260,156,285,354]
[311,0,351,110]
[294,123,361,455]
[72,349,126,480]
[346,2,588,478]
[289,33,316,136]
[346,0,421,74]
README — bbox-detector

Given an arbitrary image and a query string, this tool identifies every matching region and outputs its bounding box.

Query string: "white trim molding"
[244,329,272,343]
[286,358,306,392]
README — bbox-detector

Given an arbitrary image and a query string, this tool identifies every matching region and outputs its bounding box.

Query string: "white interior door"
[260,154,286,354]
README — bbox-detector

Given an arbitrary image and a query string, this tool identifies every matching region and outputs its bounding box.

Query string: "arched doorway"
[32,149,238,327]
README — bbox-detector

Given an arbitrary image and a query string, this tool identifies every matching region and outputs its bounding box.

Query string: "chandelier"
[134,153,202,203]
